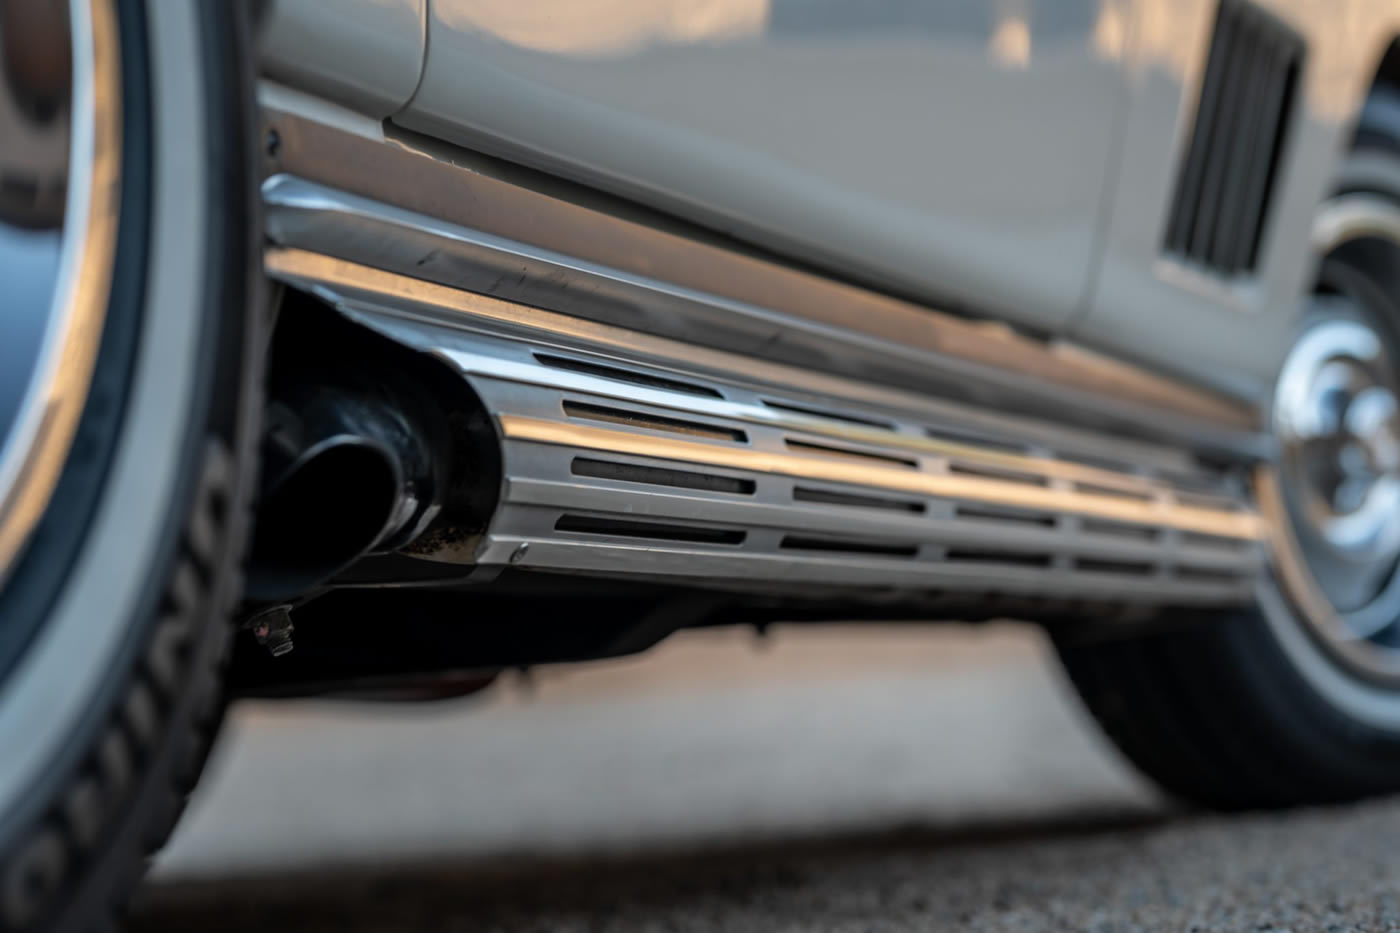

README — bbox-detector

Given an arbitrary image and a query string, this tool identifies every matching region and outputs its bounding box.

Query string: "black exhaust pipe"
[245,378,444,602]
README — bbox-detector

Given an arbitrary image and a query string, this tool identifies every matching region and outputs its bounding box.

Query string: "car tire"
[1054,83,1400,811]
[1054,609,1400,810]
[0,1,261,930]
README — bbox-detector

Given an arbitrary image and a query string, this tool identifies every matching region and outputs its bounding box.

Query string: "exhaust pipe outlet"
[245,379,445,602]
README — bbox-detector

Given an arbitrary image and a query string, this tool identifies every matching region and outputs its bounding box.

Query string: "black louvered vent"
[1163,0,1303,276]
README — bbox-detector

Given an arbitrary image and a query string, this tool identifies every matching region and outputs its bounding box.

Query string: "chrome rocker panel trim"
[258,108,1268,462]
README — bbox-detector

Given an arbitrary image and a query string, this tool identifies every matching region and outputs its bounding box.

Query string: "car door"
[395,0,1133,336]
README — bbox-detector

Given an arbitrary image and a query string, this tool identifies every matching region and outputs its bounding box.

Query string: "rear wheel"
[0,1,260,928]
[1056,86,1400,810]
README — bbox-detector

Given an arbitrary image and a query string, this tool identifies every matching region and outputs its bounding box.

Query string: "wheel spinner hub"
[1273,300,1400,660]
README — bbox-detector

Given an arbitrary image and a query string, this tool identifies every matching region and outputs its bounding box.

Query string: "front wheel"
[1057,86,1400,810]
[0,1,260,929]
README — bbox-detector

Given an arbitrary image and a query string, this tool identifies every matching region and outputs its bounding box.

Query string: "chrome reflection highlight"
[1264,195,1400,680]
[1274,312,1400,638]
[0,0,122,581]
[433,0,769,57]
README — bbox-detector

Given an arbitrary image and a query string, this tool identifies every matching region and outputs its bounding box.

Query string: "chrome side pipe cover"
[267,248,1266,609]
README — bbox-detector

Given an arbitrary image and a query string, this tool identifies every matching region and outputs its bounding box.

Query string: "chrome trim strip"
[0,0,122,580]
[259,108,1268,460]
[482,540,1253,605]
[266,248,1206,477]
[501,415,1263,541]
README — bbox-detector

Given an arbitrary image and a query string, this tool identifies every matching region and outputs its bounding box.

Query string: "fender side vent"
[1163,0,1303,276]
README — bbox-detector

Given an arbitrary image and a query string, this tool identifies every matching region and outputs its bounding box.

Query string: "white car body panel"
[258,0,427,118]
[257,0,1400,402]
[394,0,1129,335]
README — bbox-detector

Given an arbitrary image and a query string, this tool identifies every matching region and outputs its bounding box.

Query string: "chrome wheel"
[1054,87,1400,811]
[1264,194,1400,682]
[0,2,263,928]
[0,0,121,582]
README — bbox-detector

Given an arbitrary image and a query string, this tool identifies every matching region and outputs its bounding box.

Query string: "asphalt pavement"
[129,624,1400,931]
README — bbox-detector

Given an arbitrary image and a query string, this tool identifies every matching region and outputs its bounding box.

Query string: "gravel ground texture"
[129,625,1400,932]
[133,799,1400,932]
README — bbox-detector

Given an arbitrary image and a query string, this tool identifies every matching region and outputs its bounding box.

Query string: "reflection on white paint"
[989,15,1032,69]
[1130,0,1213,82]
[1091,0,1128,62]
[433,0,770,57]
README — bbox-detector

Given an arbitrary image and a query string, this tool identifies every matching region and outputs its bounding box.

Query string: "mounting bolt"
[247,605,295,657]
[509,542,530,564]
